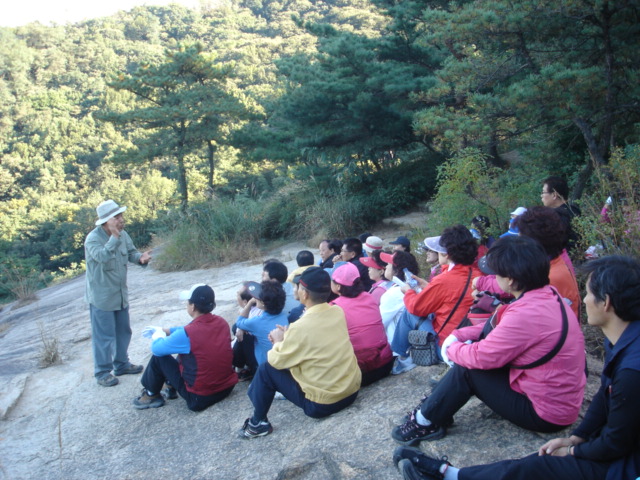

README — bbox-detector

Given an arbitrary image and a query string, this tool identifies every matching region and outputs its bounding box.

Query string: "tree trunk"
[207,140,216,192]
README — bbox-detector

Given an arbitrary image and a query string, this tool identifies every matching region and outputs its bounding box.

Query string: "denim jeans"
[390,309,437,358]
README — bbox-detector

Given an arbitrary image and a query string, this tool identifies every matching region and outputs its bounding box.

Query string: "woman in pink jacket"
[391,235,586,446]
[331,262,394,386]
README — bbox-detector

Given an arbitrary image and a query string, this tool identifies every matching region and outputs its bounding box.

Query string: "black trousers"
[421,365,565,433]
[142,355,234,412]
[361,358,394,387]
[459,453,609,480]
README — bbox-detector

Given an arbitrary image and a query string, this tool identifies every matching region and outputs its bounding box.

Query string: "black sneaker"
[161,386,178,400]
[402,394,428,423]
[132,389,165,410]
[398,459,431,480]
[239,418,273,439]
[391,417,446,445]
[393,446,451,479]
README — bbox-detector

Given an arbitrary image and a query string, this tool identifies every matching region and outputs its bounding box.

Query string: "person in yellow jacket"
[239,268,361,439]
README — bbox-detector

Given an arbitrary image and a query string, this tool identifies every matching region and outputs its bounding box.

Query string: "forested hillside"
[1,0,638,301]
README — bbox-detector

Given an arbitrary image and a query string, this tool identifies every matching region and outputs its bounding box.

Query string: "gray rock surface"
[0,217,602,480]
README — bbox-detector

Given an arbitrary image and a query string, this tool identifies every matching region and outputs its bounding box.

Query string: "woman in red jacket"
[391,235,586,446]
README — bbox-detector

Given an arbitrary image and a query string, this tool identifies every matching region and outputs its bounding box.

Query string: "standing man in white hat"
[85,199,151,387]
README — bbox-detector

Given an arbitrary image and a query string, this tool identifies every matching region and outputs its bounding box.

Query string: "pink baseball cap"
[331,262,360,286]
[380,251,396,265]
[361,256,384,270]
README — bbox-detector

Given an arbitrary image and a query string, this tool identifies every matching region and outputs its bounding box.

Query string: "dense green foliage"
[1,0,638,301]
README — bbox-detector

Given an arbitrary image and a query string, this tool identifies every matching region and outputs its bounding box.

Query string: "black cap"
[189,285,215,311]
[389,236,410,248]
[478,255,495,275]
[245,281,263,300]
[299,268,331,293]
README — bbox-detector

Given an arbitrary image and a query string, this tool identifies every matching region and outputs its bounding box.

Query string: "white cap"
[510,207,527,216]
[179,284,206,301]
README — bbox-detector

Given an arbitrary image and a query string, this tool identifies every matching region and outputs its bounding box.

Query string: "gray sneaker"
[97,374,119,387]
[114,364,144,376]
[133,389,165,410]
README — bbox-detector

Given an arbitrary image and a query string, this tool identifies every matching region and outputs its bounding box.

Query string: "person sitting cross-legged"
[392,254,640,480]
[391,235,586,446]
[134,284,238,412]
[235,280,288,367]
[239,268,361,439]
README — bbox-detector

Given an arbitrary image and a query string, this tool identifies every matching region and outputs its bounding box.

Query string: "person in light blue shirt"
[236,281,289,365]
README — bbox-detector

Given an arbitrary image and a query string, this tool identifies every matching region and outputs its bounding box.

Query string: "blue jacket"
[573,320,640,480]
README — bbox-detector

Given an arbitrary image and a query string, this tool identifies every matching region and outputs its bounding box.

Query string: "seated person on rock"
[361,250,393,306]
[239,268,361,439]
[235,280,288,371]
[286,265,317,323]
[319,239,343,269]
[390,225,480,373]
[391,235,586,446]
[330,262,394,386]
[332,237,374,290]
[263,259,298,317]
[379,251,420,345]
[232,282,262,381]
[391,254,640,480]
[389,236,411,253]
[134,284,238,411]
[296,250,315,268]
[474,207,580,318]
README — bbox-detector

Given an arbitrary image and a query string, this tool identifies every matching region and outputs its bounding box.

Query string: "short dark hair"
[300,285,330,303]
[335,278,364,298]
[259,280,286,315]
[343,237,363,257]
[580,255,640,323]
[296,250,315,267]
[327,239,343,255]
[543,176,569,199]
[371,250,388,269]
[514,206,567,259]
[392,251,420,281]
[359,232,372,243]
[239,282,253,302]
[440,225,478,266]
[486,236,550,292]
[263,260,288,284]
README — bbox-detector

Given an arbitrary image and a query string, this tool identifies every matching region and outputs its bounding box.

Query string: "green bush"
[425,148,541,237]
[153,196,265,271]
[572,145,640,259]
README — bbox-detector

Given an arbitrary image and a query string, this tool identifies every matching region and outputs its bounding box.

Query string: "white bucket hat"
[95,199,127,226]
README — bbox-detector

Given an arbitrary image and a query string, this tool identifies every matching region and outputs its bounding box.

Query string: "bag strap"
[511,288,569,370]
[433,267,472,337]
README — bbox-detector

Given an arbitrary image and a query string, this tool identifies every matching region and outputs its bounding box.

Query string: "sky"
[1,0,202,28]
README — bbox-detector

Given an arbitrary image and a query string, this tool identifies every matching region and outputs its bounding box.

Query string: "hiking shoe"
[391,417,446,445]
[239,418,273,439]
[132,389,165,410]
[114,364,144,376]
[392,356,417,375]
[397,459,433,480]
[161,386,178,400]
[393,446,451,479]
[402,394,429,423]
[237,369,255,382]
[97,374,119,387]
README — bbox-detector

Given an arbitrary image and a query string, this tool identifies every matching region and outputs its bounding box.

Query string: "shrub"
[572,145,640,259]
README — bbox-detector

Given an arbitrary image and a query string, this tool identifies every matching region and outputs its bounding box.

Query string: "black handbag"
[408,268,472,366]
